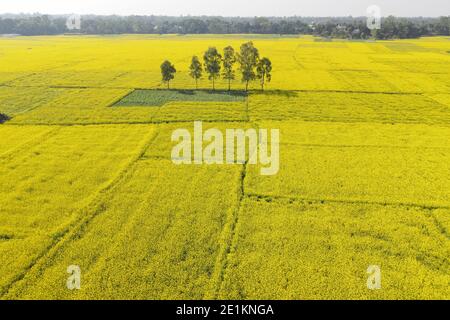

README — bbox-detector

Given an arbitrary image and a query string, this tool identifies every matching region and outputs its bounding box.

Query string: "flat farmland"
[0,35,449,299]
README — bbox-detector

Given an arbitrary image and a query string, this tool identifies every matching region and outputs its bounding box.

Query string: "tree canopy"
[222,46,236,91]
[256,57,272,91]
[189,56,203,89]
[238,42,260,91]
[203,47,222,90]
[160,60,176,89]
[1,14,448,39]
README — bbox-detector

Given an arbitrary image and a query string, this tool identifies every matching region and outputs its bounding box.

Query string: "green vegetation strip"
[114,89,247,107]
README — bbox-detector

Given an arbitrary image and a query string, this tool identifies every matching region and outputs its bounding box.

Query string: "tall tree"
[189,56,203,89]
[222,46,236,91]
[256,57,272,91]
[203,47,222,90]
[237,41,259,91]
[160,60,176,89]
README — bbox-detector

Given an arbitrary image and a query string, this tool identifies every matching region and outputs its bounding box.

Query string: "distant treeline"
[0,14,449,39]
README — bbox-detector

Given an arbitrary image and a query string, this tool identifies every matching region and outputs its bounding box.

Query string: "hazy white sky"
[0,0,449,17]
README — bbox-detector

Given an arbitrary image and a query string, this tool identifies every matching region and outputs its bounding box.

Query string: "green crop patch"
[114,89,247,107]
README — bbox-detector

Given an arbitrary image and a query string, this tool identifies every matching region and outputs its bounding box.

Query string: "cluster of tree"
[0,15,65,35]
[161,42,272,91]
[374,16,449,39]
[313,16,450,40]
[0,14,449,39]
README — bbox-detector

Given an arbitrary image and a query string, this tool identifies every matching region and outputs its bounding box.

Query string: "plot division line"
[0,127,160,298]
[206,121,259,299]
[206,160,247,299]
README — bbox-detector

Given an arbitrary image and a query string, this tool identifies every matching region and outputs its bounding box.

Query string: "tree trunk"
[167,81,170,90]
[245,81,249,92]
[228,79,231,91]
[195,78,198,90]
[212,77,215,91]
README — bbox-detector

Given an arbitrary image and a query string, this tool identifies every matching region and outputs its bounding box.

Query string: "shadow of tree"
[256,90,298,97]
[173,89,248,97]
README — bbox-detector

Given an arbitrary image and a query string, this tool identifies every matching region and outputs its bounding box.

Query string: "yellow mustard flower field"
[0,35,449,299]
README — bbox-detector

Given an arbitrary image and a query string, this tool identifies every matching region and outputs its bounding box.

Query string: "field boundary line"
[429,211,450,241]
[0,126,161,298]
[250,118,450,126]
[245,94,250,122]
[281,142,450,150]
[7,118,450,128]
[1,73,38,86]
[105,88,135,108]
[245,192,450,210]
[205,161,247,299]
[206,121,258,299]
[4,83,448,95]
[107,71,130,84]
[63,163,167,296]
[5,119,250,126]
[5,121,154,126]
[0,84,137,90]
[0,126,61,160]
